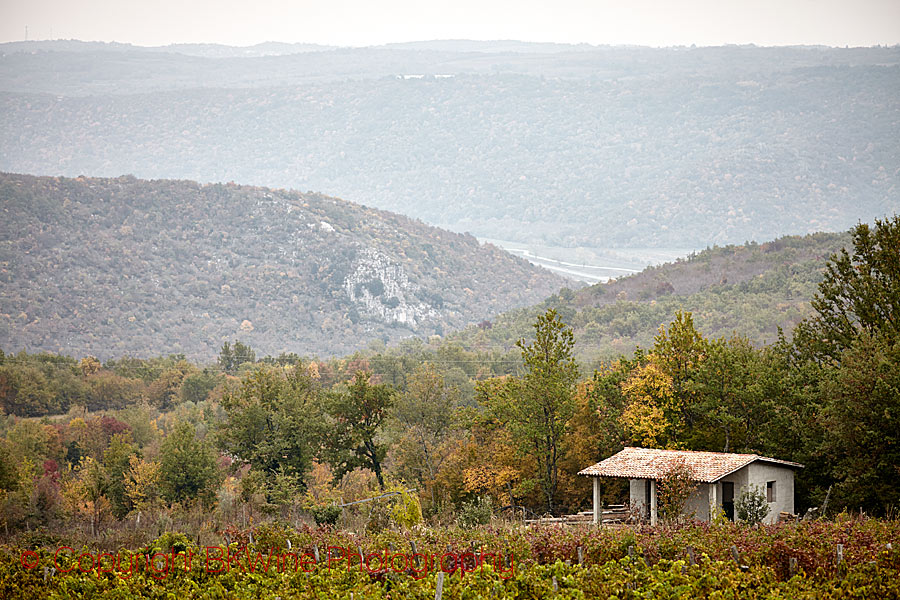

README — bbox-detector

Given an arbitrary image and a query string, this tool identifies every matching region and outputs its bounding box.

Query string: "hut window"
[766,481,776,502]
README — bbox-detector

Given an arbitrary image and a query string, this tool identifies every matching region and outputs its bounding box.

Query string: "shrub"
[457,496,493,529]
[736,484,770,525]
[390,488,422,529]
[657,458,698,523]
[310,504,342,526]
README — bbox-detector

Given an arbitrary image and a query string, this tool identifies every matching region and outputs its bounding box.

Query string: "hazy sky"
[1,0,899,48]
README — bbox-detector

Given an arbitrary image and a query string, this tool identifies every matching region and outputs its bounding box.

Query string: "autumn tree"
[657,458,698,523]
[124,456,162,512]
[389,364,459,506]
[64,456,110,536]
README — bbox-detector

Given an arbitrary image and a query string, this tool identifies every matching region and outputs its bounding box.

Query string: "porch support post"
[649,479,658,526]
[592,477,600,525]
[709,482,718,521]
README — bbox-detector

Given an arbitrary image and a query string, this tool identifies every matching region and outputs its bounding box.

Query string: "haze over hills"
[0,172,567,360]
[0,41,897,257]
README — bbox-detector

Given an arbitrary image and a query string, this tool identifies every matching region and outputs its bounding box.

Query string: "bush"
[736,484,770,525]
[657,459,698,523]
[148,531,191,554]
[310,504,342,526]
[390,488,422,529]
[457,496,493,529]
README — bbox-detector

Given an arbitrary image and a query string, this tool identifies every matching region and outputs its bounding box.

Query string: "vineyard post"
[552,576,558,591]
[313,545,320,564]
[410,541,419,567]
[836,544,844,577]
[686,546,696,566]
[435,571,445,600]
[789,557,797,577]
[730,545,748,571]
[577,546,583,565]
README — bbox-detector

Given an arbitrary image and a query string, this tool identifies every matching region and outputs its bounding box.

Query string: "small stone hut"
[578,446,803,525]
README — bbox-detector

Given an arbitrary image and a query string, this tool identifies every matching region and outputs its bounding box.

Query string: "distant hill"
[446,231,852,363]
[0,173,566,360]
[0,42,897,250]
[0,40,335,57]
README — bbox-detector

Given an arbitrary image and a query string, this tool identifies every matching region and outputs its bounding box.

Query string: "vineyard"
[2,517,898,599]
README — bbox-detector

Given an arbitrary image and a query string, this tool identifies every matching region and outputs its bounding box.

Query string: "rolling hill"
[444,230,852,363]
[0,172,567,360]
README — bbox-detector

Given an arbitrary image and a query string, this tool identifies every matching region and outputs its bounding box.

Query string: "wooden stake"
[789,557,797,577]
[577,546,584,565]
[730,545,748,571]
[435,571,445,600]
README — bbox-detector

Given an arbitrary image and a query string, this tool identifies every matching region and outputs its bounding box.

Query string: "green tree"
[217,366,319,488]
[322,371,394,489]
[651,311,709,437]
[180,369,221,404]
[511,308,579,513]
[791,216,900,514]
[218,341,256,374]
[819,333,900,513]
[0,440,17,492]
[795,216,900,362]
[102,433,140,518]
[159,423,219,505]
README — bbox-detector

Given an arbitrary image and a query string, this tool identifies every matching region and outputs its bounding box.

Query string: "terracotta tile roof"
[578,447,803,483]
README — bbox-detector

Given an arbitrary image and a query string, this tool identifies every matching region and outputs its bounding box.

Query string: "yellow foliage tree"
[80,356,101,376]
[124,455,162,512]
[621,362,677,447]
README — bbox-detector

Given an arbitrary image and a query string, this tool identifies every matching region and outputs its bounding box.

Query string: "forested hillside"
[0,173,566,359]
[446,231,851,362]
[1,43,897,248]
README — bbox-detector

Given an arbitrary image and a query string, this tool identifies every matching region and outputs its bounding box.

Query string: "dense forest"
[0,173,566,359]
[1,216,897,541]
[1,43,897,248]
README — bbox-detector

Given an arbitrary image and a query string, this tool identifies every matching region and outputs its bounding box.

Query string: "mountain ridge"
[0,172,567,360]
